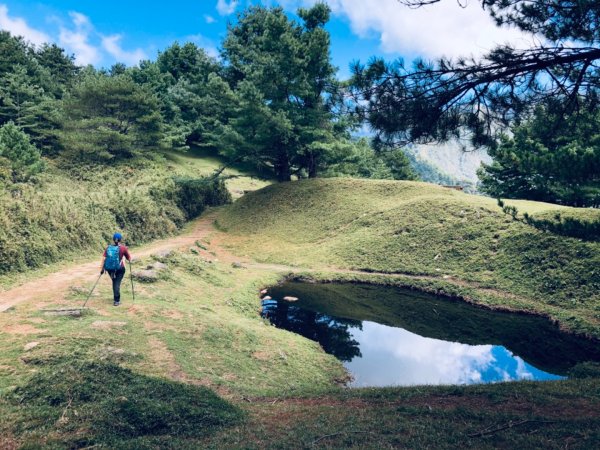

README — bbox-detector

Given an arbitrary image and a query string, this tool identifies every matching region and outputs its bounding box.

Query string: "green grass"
[2,176,599,449]
[217,178,600,337]
[5,359,243,449]
[1,238,599,449]
[0,150,269,288]
[202,379,600,449]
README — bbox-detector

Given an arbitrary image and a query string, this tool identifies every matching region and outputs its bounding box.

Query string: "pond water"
[262,282,600,388]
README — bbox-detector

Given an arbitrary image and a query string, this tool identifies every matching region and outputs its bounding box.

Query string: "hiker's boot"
[113,300,120,306]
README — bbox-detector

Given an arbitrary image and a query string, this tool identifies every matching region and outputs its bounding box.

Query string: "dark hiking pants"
[108,267,126,302]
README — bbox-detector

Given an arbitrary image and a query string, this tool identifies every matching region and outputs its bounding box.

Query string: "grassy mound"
[217,178,600,336]
[7,360,243,448]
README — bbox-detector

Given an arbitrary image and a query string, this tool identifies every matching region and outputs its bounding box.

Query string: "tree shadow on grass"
[9,360,244,449]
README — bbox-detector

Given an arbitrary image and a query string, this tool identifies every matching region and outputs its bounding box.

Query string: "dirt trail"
[0,211,223,312]
[0,208,525,314]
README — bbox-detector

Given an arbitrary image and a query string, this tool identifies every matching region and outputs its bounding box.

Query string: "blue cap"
[113,232,122,241]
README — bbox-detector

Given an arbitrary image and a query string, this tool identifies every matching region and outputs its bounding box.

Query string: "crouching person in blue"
[100,232,132,306]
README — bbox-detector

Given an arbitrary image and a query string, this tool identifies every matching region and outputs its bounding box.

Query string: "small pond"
[261,282,600,387]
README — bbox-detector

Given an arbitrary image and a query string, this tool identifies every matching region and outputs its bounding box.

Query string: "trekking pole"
[82,272,103,308]
[129,260,135,304]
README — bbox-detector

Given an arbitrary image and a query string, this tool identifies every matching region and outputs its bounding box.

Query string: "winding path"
[0,211,223,313]
[0,208,529,315]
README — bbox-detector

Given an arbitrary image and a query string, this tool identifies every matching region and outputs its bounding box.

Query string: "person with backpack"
[100,233,132,306]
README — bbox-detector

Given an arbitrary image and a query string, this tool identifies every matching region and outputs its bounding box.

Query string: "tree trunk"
[307,152,318,178]
[275,151,291,182]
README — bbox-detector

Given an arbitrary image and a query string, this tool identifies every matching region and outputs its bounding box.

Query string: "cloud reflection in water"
[345,321,563,387]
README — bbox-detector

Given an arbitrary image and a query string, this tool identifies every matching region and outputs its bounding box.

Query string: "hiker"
[100,233,132,306]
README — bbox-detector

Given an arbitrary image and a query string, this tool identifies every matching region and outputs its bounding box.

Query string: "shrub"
[0,169,231,275]
[173,176,232,219]
[0,121,45,182]
[498,199,600,241]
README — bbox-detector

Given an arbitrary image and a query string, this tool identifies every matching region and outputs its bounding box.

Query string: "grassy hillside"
[0,149,269,286]
[1,176,599,448]
[217,178,600,337]
[1,234,598,448]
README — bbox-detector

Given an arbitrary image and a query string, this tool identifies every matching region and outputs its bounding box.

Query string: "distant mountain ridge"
[405,142,491,190]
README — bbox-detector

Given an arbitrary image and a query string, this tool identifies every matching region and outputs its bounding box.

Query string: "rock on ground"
[23,342,39,351]
[132,269,160,282]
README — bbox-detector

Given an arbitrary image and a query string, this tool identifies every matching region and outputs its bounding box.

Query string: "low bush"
[0,122,45,182]
[173,176,232,219]
[0,164,232,276]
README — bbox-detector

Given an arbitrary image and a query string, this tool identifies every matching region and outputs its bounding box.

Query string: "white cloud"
[275,0,533,59]
[216,0,238,16]
[102,34,147,65]
[57,11,146,67]
[0,4,50,46]
[59,12,100,65]
[69,11,92,30]
[204,14,217,24]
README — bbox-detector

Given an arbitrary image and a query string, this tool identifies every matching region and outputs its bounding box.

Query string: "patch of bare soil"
[252,351,271,361]
[0,212,223,313]
[91,321,127,330]
[0,435,19,450]
[163,310,185,320]
[143,321,172,332]
[147,336,189,382]
[0,364,16,373]
[26,318,46,324]
[2,324,42,335]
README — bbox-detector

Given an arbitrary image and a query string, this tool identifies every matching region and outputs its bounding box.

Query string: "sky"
[0,0,533,78]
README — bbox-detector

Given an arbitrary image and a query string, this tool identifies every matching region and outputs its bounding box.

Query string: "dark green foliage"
[220,4,345,180]
[0,32,72,154]
[33,43,79,96]
[322,138,417,180]
[0,60,63,155]
[569,362,600,379]
[482,0,600,42]
[173,176,232,219]
[352,1,600,147]
[60,73,163,161]
[498,199,600,241]
[480,100,600,207]
[10,360,243,446]
[153,42,227,151]
[0,21,375,181]
[157,42,220,85]
[0,121,44,182]
[523,214,600,242]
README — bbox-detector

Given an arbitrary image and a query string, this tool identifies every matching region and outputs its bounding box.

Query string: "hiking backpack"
[104,245,121,271]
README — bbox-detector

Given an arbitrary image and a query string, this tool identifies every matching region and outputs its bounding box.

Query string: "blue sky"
[0,0,530,78]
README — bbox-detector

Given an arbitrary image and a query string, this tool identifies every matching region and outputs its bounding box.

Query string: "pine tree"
[0,121,45,182]
[478,99,600,207]
[221,4,342,180]
[60,73,163,161]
